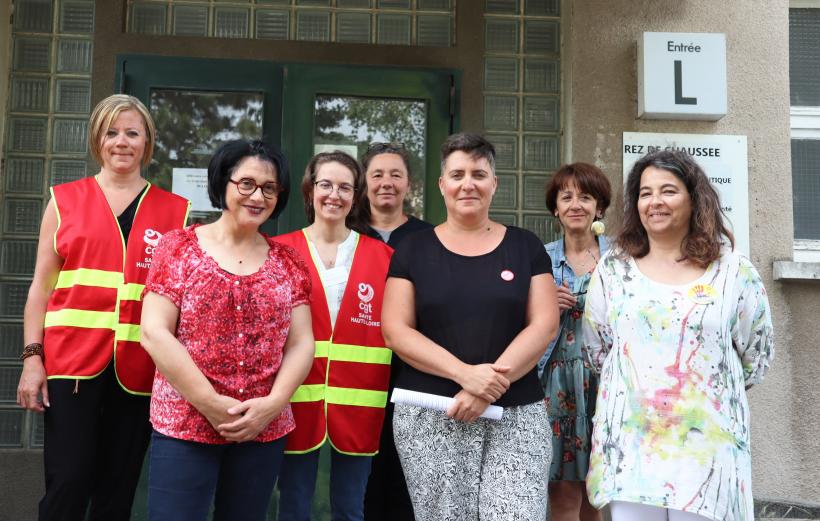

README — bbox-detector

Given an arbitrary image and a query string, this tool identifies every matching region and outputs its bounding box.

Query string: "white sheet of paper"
[391,387,504,420]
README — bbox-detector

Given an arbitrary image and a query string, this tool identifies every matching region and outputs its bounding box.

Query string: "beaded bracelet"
[20,342,44,361]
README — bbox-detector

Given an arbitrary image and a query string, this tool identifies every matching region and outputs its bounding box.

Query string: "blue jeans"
[148,430,286,521]
[277,447,372,521]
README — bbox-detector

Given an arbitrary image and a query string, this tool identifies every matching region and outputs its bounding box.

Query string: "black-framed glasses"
[229,178,281,199]
[314,180,356,199]
[367,142,407,154]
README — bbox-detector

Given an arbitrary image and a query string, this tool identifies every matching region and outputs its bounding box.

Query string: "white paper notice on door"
[172,168,219,213]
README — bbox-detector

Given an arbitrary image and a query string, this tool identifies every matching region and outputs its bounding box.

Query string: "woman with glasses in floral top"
[140,139,315,521]
[539,163,612,521]
[275,151,394,521]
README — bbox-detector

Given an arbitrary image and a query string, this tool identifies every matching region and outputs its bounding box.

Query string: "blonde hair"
[87,94,156,167]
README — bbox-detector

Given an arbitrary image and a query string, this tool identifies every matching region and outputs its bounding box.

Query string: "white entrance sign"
[622,132,749,256]
[172,168,219,213]
[638,32,727,120]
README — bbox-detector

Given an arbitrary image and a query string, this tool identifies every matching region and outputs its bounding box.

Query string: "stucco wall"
[568,0,820,505]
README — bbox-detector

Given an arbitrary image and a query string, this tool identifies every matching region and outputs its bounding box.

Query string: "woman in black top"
[382,133,559,521]
[359,142,432,521]
[358,141,432,248]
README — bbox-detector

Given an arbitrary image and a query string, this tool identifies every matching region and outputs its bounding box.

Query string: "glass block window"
[484,0,561,241]
[789,6,820,255]
[1,0,95,449]
[125,0,456,46]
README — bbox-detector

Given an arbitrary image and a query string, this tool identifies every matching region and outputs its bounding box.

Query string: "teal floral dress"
[537,236,609,481]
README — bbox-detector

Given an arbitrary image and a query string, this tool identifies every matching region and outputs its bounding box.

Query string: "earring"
[591,216,605,236]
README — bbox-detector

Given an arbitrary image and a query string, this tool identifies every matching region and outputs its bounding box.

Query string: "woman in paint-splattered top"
[583,150,773,521]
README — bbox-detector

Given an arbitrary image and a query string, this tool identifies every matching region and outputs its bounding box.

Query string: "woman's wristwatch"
[20,342,44,361]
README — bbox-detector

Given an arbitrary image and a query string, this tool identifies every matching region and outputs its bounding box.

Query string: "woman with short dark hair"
[140,139,314,521]
[275,151,394,521]
[383,133,559,521]
[584,150,774,521]
[539,162,612,521]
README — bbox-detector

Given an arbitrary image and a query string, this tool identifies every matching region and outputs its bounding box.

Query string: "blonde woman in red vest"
[275,151,393,521]
[383,133,560,521]
[140,140,315,521]
[15,94,190,521]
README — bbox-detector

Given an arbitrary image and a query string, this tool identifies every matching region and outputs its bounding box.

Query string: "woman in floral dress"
[583,150,774,521]
[539,163,611,521]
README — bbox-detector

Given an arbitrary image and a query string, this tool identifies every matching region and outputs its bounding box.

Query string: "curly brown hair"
[617,149,734,267]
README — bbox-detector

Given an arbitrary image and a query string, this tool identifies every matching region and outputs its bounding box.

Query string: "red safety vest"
[274,230,393,455]
[43,176,190,395]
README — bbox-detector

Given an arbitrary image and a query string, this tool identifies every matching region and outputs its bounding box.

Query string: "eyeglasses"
[367,142,406,154]
[561,263,588,310]
[229,178,281,199]
[314,180,356,199]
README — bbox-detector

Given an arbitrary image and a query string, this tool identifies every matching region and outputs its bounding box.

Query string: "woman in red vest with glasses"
[275,151,393,521]
[15,94,190,521]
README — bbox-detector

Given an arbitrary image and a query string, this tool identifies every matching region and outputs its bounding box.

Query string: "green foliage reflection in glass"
[147,89,264,223]
[314,95,426,218]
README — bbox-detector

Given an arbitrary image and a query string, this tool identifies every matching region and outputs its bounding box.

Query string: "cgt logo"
[137,229,163,269]
[357,283,374,313]
[143,229,162,249]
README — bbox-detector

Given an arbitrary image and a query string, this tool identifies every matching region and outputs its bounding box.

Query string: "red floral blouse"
[143,225,311,444]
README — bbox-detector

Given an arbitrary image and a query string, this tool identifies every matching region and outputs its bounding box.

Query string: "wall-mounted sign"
[172,168,219,213]
[622,132,749,256]
[638,32,727,120]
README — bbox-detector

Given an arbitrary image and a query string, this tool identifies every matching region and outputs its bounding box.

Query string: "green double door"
[120,55,458,232]
[119,55,459,520]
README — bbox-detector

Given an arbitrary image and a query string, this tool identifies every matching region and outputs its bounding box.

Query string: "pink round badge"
[500,270,515,281]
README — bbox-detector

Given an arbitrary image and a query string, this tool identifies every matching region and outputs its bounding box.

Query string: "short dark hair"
[545,162,612,217]
[207,139,290,220]
[300,150,364,226]
[361,142,412,177]
[358,143,413,226]
[440,133,496,173]
[617,149,734,267]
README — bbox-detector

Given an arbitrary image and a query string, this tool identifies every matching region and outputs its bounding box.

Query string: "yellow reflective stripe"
[291,384,326,403]
[330,343,392,365]
[51,186,60,256]
[115,323,141,343]
[55,268,122,290]
[314,340,330,358]
[118,283,145,301]
[326,386,387,408]
[44,309,117,329]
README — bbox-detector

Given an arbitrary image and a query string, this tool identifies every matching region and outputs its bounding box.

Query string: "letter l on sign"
[674,60,697,105]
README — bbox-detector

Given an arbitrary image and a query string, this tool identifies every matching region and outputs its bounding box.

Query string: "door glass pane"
[148,89,264,223]
[313,95,427,218]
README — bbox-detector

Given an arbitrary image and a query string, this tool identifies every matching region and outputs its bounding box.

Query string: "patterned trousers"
[393,400,551,521]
